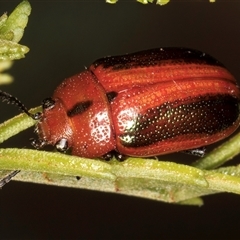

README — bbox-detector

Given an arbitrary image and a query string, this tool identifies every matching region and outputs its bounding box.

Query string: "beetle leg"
[182,147,206,157]
[55,138,69,152]
[30,138,46,149]
[114,153,127,161]
[102,150,127,161]
[102,151,115,161]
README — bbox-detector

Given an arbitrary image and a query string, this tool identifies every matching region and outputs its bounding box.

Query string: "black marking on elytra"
[67,100,93,117]
[120,94,240,148]
[106,91,118,103]
[91,48,224,71]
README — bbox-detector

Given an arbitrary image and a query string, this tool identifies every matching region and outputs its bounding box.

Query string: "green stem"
[192,132,240,170]
[0,107,40,143]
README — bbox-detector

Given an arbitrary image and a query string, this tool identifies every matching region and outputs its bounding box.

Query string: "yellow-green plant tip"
[106,0,118,4]
[0,73,13,84]
[0,39,29,60]
[0,0,31,43]
[0,60,13,83]
[104,0,216,4]
[156,0,170,5]
[0,60,13,71]
[137,0,149,4]
[0,13,7,29]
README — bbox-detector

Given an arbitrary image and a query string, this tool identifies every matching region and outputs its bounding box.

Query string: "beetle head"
[0,90,73,153]
[31,97,74,152]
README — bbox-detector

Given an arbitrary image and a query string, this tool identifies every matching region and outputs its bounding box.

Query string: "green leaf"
[0,0,31,43]
[0,149,114,180]
[0,13,7,29]
[156,0,170,5]
[106,0,118,4]
[0,39,29,60]
[0,60,13,84]
[0,107,39,144]
[0,110,240,203]
[192,132,240,170]
[0,1,31,61]
[1,147,240,203]
[107,0,215,5]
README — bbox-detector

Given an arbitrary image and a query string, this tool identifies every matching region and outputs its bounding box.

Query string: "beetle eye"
[42,98,55,110]
[55,138,68,152]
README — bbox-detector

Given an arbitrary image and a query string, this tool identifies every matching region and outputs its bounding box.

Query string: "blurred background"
[1,0,240,239]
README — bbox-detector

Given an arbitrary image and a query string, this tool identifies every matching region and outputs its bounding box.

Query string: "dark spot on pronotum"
[76,176,81,180]
[106,91,118,102]
[67,100,93,117]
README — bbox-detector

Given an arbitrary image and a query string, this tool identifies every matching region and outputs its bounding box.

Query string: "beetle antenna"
[0,170,20,188]
[0,90,41,120]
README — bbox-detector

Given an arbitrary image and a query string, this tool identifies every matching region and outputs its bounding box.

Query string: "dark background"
[1,0,240,239]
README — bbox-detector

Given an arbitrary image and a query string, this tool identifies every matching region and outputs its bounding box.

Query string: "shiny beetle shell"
[35,48,240,158]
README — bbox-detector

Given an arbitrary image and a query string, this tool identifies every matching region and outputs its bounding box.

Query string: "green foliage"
[106,0,215,5]
[0,1,31,84]
[1,111,240,204]
[0,1,31,60]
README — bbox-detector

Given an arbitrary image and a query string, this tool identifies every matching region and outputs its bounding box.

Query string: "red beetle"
[1,48,240,159]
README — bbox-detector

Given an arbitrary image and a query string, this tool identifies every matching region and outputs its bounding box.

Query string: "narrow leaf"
[0,1,31,43]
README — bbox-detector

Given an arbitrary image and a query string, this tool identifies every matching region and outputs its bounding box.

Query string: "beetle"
[1,47,240,160]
